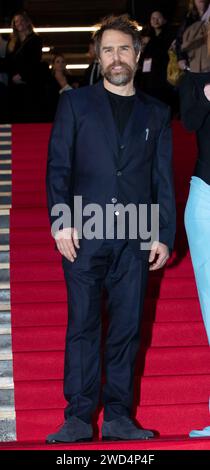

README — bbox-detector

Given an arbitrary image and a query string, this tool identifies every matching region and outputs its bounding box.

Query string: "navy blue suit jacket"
[46,81,176,258]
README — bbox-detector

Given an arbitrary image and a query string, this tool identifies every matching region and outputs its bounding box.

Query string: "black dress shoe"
[102,416,154,441]
[46,416,93,443]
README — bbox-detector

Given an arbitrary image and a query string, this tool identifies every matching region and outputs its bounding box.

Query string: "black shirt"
[179,71,210,185]
[106,89,135,136]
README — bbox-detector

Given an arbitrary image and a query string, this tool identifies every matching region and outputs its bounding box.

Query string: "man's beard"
[102,61,136,86]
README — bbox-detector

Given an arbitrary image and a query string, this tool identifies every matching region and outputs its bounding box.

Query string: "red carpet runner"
[8,122,210,450]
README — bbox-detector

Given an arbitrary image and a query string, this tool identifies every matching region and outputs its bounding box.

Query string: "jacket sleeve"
[46,91,76,230]
[179,71,210,131]
[152,107,176,252]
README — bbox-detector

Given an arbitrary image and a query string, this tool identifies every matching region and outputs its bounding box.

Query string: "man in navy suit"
[46,14,176,443]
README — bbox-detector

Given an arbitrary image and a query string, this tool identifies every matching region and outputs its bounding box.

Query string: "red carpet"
[9,121,210,449]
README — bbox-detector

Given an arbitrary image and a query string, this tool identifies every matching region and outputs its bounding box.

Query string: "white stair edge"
[0,350,12,360]
[0,407,15,420]
[0,304,10,311]
[0,377,14,389]
[0,325,11,334]
[0,283,10,290]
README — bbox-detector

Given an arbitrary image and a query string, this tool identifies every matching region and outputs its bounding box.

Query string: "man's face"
[99,29,139,87]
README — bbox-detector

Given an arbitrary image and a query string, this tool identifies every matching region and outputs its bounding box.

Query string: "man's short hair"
[92,14,141,58]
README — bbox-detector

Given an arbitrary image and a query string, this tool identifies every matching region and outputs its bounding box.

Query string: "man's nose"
[112,49,121,61]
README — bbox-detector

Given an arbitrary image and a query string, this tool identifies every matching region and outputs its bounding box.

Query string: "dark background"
[0,1,189,72]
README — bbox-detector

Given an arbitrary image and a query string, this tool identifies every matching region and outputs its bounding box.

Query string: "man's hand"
[149,241,169,271]
[55,227,80,262]
[204,84,210,101]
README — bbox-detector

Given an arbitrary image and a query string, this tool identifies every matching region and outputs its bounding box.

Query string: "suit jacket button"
[117,171,122,176]
[111,197,117,203]
[120,145,125,150]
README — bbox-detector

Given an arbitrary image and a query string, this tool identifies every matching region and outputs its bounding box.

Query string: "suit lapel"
[92,82,153,167]
[122,92,152,160]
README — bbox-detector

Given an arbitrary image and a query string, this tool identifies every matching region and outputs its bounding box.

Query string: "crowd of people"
[0,1,210,122]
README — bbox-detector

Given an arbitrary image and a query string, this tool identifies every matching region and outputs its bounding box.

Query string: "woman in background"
[46,54,72,120]
[176,0,210,71]
[0,10,42,121]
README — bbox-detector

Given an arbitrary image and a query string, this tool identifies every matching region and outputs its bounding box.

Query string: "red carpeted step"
[12,193,47,207]
[10,245,61,263]
[13,375,210,410]
[11,321,208,351]
[10,229,52,245]
[1,438,210,451]
[11,181,45,192]
[14,403,210,440]
[11,298,202,328]
[10,261,194,282]
[10,277,198,303]
[10,208,49,227]
[13,347,210,380]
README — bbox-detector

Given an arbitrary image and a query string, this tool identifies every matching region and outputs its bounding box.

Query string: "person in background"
[0,33,8,122]
[82,38,102,85]
[45,54,72,120]
[51,54,72,93]
[180,70,210,438]
[176,0,210,71]
[136,10,175,107]
[181,3,210,73]
[0,10,42,121]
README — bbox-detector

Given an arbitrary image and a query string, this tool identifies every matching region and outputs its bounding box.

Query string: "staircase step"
[11,298,202,327]
[0,419,16,442]
[0,313,11,324]
[13,374,210,410]
[0,389,14,407]
[0,246,10,252]
[9,278,198,304]
[0,406,15,420]
[0,359,13,377]
[11,321,208,352]
[13,347,210,380]
[0,304,10,312]
[0,289,10,303]
[0,350,12,361]
[15,403,210,439]
[0,235,9,245]
[0,252,9,263]
[0,377,14,389]
[9,261,194,283]
[0,335,12,349]
[0,270,9,282]
[0,325,11,334]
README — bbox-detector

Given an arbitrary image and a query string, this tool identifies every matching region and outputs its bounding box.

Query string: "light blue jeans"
[185,176,210,345]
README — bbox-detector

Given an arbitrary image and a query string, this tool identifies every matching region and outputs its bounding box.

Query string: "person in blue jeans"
[180,70,210,437]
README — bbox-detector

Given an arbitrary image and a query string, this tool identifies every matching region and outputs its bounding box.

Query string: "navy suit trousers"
[62,238,149,423]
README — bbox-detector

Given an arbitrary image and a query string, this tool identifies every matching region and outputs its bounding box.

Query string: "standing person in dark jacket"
[82,39,102,86]
[176,0,210,71]
[136,11,175,106]
[180,70,210,438]
[46,14,176,444]
[0,10,42,121]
